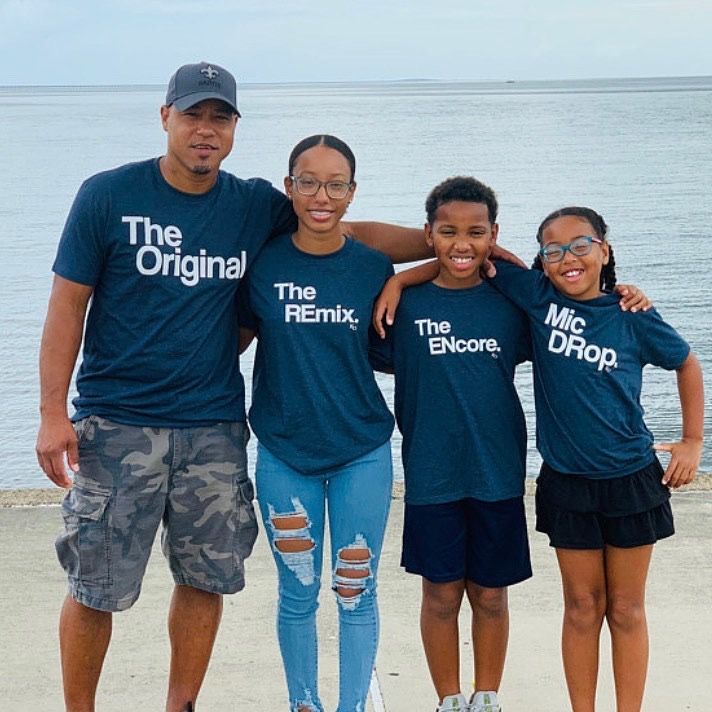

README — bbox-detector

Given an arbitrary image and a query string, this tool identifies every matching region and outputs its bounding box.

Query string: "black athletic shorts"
[535,457,674,549]
[402,496,532,587]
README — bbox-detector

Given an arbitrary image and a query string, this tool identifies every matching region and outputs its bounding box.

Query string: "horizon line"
[2,73,712,91]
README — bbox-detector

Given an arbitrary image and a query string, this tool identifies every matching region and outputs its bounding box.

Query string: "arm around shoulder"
[372,260,439,338]
[343,221,433,263]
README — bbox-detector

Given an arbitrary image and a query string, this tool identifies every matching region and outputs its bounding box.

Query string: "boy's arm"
[372,260,439,338]
[654,352,704,487]
[371,243,528,337]
[614,284,653,312]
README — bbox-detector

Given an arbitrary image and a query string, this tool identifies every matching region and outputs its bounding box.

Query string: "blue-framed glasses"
[539,235,603,264]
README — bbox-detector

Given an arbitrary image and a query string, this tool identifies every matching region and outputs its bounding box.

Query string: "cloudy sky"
[1,0,711,85]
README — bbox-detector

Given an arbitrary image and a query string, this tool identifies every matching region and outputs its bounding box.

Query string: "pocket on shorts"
[56,485,112,585]
[233,476,258,560]
[72,415,94,448]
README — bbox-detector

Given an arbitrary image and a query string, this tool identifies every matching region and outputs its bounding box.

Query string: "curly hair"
[531,206,617,291]
[425,176,498,224]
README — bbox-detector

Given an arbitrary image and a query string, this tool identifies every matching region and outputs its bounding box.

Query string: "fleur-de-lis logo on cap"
[201,65,219,80]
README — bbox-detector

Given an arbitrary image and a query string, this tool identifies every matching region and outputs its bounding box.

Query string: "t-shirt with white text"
[369,281,531,504]
[239,234,395,474]
[490,261,690,478]
[53,158,295,427]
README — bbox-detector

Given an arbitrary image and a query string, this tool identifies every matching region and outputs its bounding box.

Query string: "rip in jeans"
[333,533,372,611]
[292,685,319,712]
[268,498,316,586]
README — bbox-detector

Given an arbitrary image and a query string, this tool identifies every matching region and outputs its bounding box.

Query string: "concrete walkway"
[1,491,710,710]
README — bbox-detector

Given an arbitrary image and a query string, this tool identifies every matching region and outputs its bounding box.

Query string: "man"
[36,61,432,712]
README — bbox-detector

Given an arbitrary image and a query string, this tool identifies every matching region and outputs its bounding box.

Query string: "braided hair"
[531,206,617,291]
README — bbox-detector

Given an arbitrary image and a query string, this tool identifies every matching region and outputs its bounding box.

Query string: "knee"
[333,535,373,611]
[469,585,508,620]
[422,581,465,621]
[564,590,606,631]
[606,594,646,632]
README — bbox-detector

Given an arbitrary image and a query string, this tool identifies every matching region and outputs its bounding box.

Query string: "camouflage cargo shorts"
[55,415,258,612]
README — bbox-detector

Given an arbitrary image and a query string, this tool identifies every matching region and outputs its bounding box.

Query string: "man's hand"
[36,414,79,488]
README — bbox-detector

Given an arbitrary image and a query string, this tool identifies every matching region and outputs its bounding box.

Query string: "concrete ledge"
[4,473,712,507]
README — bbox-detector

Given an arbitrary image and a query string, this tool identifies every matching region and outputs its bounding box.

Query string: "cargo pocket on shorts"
[56,485,113,585]
[233,476,258,561]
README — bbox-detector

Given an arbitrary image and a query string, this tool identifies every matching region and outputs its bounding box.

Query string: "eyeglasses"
[289,175,353,199]
[538,235,603,263]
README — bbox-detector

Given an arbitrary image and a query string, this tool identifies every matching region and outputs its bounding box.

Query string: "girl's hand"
[373,276,403,339]
[615,284,653,312]
[654,438,703,488]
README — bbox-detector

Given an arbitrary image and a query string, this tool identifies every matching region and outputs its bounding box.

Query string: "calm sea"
[1,76,710,489]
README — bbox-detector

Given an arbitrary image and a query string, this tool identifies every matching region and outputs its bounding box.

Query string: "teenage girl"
[238,135,395,712]
[490,207,704,712]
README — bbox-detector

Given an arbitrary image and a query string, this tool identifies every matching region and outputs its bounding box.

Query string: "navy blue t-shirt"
[239,234,395,474]
[490,262,691,478]
[370,281,531,504]
[53,158,295,427]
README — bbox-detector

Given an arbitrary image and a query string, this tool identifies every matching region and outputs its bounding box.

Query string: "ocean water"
[1,76,711,489]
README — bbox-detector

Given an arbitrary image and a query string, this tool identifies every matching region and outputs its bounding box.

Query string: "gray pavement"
[1,491,710,710]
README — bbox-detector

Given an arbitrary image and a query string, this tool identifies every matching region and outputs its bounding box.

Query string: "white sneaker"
[437,693,468,712]
[468,691,501,712]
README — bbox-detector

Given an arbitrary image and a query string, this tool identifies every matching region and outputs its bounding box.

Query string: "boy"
[370,177,532,712]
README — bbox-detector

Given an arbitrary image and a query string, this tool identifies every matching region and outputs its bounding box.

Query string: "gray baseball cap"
[165,61,240,116]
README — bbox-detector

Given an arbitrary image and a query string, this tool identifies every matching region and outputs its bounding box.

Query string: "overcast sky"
[1,0,711,86]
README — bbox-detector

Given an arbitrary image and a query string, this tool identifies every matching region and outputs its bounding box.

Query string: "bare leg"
[605,545,653,712]
[556,549,607,712]
[465,582,508,693]
[165,585,223,712]
[421,578,466,701]
[60,595,112,712]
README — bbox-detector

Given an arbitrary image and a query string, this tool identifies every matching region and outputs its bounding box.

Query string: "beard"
[190,164,212,175]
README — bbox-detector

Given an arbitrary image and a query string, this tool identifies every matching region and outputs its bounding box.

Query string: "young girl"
[238,135,396,712]
[489,206,704,712]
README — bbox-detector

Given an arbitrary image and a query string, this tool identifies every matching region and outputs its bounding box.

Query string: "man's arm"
[36,275,93,488]
[342,221,432,263]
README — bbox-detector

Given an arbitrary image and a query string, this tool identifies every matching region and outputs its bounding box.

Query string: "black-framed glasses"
[539,235,603,263]
[289,175,353,199]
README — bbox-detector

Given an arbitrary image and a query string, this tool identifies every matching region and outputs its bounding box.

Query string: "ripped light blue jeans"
[255,441,393,712]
